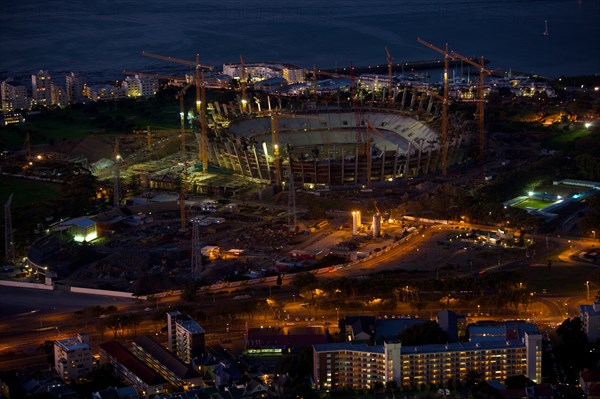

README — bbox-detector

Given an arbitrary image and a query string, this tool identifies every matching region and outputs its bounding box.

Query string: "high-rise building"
[54,333,94,383]
[66,72,85,104]
[1,81,29,111]
[166,311,205,364]
[313,333,543,390]
[31,70,53,107]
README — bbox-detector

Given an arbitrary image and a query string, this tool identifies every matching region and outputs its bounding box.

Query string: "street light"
[586,281,590,301]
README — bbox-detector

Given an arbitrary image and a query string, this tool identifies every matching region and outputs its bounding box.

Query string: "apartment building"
[166,311,205,364]
[31,70,53,107]
[123,75,158,97]
[580,302,600,343]
[66,72,86,104]
[131,335,203,389]
[99,341,167,396]
[54,333,94,383]
[1,81,28,111]
[222,62,306,84]
[313,333,542,390]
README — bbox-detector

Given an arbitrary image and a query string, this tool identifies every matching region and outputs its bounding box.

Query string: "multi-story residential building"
[166,311,205,364]
[54,333,94,383]
[66,72,85,104]
[51,84,67,107]
[1,81,29,111]
[123,75,158,97]
[85,84,126,102]
[222,62,306,84]
[99,341,167,396]
[31,70,53,107]
[313,333,542,390]
[580,302,600,343]
[131,335,203,389]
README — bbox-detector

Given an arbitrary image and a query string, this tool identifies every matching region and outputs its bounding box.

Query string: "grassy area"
[513,198,554,210]
[544,128,591,151]
[0,95,182,148]
[0,175,62,218]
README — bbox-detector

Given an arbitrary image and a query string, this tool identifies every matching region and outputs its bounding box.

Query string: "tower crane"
[240,55,248,113]
[141,51,214,172]
[385,47,394,104]
[417,38,453,178]
[176,83,194,230]
[449,51,493,165]
[113,138,121,208]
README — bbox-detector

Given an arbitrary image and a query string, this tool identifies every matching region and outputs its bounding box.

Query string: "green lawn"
[514,198,554,210]
[544,128,591,151]
[0,175,62,217]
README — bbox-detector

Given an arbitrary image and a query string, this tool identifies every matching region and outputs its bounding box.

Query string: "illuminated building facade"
[222,62,306,84]
[31,70,53,107]
[1,81,29,111]
[131,335,203,389]
[123,75,158,97]
[54,333,94,383]
[99,341,168,396]
[166,311,206,364]
[314,333,542,390]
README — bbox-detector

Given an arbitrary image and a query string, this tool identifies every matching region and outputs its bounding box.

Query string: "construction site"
[2,44,498,293]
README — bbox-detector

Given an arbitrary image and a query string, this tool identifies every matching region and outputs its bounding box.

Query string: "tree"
[398,321,448,346]
[505,375,535,389]
[291,272,318,291]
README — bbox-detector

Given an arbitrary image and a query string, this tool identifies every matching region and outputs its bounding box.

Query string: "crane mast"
[417,38,452,178]
[141,51,213,172]
[449,51,492,166]
[385,47,393,104]
[240,55,248,113]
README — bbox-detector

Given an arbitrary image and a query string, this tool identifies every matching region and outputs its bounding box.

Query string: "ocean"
[0,0,599,82]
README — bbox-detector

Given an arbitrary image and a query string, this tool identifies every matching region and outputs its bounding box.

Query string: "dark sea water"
[1,0,599,82]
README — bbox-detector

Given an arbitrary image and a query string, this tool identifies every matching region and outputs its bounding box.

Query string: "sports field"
[513,198,554,210]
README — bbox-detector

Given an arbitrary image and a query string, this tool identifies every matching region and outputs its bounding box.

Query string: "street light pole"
[586,281,590,301]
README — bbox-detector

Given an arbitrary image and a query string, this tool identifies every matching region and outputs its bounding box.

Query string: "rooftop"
[99,341,166,386]
[133,336,201,380]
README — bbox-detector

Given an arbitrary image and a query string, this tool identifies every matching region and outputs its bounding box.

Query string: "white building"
[32,70,53,107]
[54,333,94,383]
[1,81,29,111]
[123,75,159,97]
[223,62,306,84]
[167,311,206,364]
[66,72,86,104]
[314,333,543,390]
[580,302,600,343]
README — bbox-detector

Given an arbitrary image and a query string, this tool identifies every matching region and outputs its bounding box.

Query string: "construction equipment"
[417,38,453,178]
[176,83,194,230]
[286,160,296,233]
[4,193,14,264]
[385,47,393,103]
[113,138,121,208]
[141,51,213,172]
[240,55,248,113]
[449,51,493,165]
